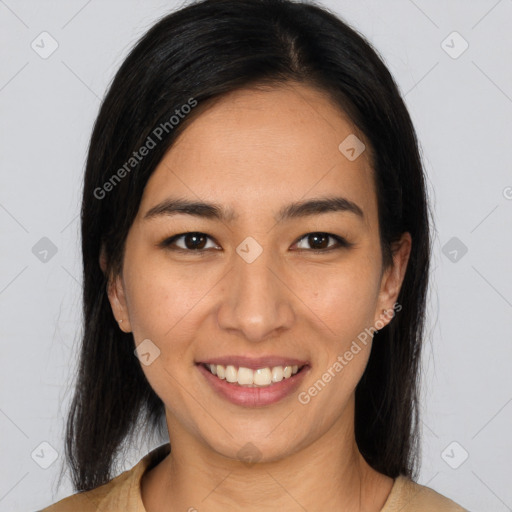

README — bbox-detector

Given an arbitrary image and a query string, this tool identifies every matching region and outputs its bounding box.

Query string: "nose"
[216,246,295,343]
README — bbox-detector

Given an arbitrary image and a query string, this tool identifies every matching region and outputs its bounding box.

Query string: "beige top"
[40,443,467,511]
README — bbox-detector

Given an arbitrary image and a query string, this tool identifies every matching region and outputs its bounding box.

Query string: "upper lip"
[197,356,309,370]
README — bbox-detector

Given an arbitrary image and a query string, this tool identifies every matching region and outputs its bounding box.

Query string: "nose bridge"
[216,240,294,342]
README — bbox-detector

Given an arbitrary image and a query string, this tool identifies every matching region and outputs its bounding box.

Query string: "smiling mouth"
[200,363,307,387]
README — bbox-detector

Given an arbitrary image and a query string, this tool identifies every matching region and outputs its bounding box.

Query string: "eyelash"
[158,231,353,254]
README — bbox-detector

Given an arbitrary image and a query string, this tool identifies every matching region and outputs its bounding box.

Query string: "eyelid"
[159,231,353,252]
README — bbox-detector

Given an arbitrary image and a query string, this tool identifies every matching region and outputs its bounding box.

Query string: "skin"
[103,83,411,511]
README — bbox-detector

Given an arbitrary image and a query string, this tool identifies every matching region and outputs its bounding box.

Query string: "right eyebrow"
[143,198,237,222]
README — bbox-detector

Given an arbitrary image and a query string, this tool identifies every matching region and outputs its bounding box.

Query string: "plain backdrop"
[0,1,511,511]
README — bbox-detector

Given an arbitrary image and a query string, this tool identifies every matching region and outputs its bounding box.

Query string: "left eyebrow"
[142,196,364,223]
[276,196,364,222]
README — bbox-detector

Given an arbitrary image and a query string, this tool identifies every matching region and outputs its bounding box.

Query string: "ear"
[374,232,411,328]
[100,244,132,333]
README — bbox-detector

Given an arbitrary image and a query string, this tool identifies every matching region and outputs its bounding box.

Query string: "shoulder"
[38,443,171,512]
[37,466,137,512]
[382,475,468,512]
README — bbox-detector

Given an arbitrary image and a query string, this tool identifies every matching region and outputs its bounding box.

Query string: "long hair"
[64,0,430,491]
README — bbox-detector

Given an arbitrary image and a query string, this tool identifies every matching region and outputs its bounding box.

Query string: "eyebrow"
[143,196,364,223]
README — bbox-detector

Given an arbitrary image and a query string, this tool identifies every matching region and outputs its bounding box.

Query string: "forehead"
[137,84,377,225]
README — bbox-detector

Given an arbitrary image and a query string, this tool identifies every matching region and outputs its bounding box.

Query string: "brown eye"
[161,232,218,252]
[294,232,352,252]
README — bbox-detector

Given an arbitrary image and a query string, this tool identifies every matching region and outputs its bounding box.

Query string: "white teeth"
[225,365,237,383]
[271,366,284,382]
[253,368,272,386]
[206,363,302,387]
[238,367,254,385]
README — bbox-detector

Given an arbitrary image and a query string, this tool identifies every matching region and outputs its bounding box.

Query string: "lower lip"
[197,363,310,407]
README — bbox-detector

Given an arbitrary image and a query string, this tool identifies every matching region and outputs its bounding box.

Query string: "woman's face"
[107,83,410,462]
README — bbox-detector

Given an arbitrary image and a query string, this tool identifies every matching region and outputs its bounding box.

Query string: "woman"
[41,0,467,510]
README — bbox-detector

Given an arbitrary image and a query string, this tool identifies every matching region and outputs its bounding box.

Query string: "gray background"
[1,0,511,510]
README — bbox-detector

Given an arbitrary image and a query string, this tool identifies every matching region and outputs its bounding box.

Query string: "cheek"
[123,255,210,341]
[294,264,381,420]
[122,258,207,416]
[295,256,382,341]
